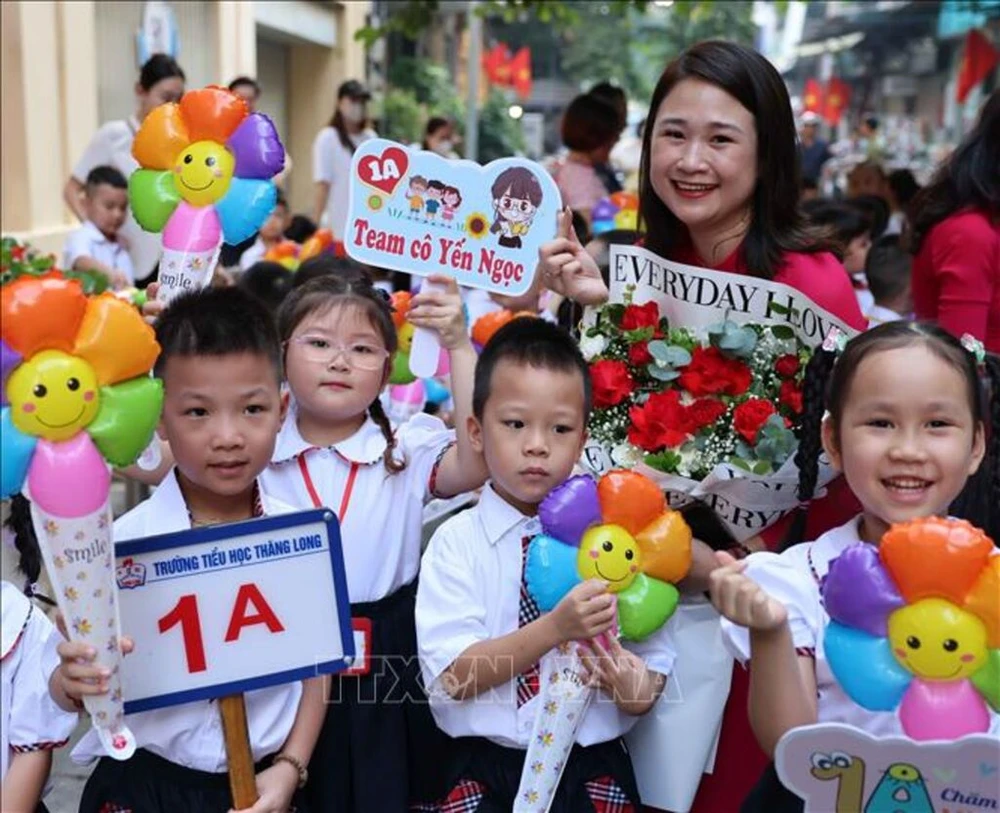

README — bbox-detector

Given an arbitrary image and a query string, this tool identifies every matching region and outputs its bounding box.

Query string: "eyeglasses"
[286,336,389,370]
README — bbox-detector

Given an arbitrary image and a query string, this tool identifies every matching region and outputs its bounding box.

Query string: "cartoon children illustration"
[425,180,445,220]
[489,167,543,249]
[407,175,428,217]
[441,185,462,224]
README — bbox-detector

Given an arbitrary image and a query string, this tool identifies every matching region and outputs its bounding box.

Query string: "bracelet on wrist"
[273,752,308,789]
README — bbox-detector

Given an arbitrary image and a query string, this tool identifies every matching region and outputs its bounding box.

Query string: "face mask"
[341,101,365,124]
[432,140,453,157]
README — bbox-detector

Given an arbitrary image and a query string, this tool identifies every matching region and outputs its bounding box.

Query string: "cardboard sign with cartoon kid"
[345,139,561,297]
[775,723,999,813]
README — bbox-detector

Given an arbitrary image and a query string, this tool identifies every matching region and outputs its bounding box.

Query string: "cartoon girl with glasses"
[490,167,544,249]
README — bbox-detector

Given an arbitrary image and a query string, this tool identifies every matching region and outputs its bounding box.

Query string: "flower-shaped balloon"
[823,517,999,741]
[591,191,639,236]
[390,291,418,384]
[1,275,163,515]
[525,470,692,641]
[129,86,285,251]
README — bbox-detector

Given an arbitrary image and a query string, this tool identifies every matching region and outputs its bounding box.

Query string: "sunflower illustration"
[465,212,489,239]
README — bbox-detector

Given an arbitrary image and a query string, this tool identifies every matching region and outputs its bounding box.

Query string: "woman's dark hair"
[909,90,999,253]
[285,215,318,244]
[228,76,260,98]
[801,199,872,246]
[787,322,1000,546]
[639,40,836,279]
[586,81,628,130]
[139,53,185,91]
[421,116,452,150]
[561,94,621,153]
[277,269,404,473]
[327,82,369,154]
[3,495,48,600]
[887,169,921,210]
[849,194,890,240]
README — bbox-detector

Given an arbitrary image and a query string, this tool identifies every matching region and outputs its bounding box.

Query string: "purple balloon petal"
[822,543,904,637]
[1,341,22,406]
[227,113,286,180]
[538,475,601,546]
[591,198,618,221]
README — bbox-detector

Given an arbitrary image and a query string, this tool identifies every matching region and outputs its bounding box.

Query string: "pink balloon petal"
[390,382,426,406]
[163,201,222,252]
[899,677,991,741]
[27,435,110,517]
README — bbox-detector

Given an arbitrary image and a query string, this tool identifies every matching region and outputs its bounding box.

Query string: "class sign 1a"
[115,509,354,713]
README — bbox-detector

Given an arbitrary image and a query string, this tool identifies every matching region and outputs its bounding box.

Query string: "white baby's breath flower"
[610,442,644,469]
[675,443,700,478]
[579,333,608,361]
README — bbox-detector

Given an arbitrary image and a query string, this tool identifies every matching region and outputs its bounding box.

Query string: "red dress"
[646,242,865,813]
[912,208,1000,353]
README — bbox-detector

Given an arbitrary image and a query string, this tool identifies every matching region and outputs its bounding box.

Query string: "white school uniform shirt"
[1,582,78,782]
[238,237,267,271]
[71,469,303,772]
[72,116,161,280]
[416,484,677,749]
[63,221,135,285]
[260,405,454,603]
[866,303,905,328]
[311,127,375,240]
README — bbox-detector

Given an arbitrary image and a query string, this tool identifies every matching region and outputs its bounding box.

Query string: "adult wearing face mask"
[312,80,376,240]
[420,117,460,158]
[64,53,186,285]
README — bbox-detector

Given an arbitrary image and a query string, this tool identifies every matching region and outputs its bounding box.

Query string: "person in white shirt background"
[417,318,675,811]
[311,80,376,241]
[1,502,77,812]
[239,192,291,272]
[709,321,1000,812]
[50,287,322,813]
[864,235,913,327]
[64,54,186,286]
[62,166,134,289]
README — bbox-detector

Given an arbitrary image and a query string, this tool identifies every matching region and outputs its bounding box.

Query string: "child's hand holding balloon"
[409,274,470,351]
[709,551,789,632]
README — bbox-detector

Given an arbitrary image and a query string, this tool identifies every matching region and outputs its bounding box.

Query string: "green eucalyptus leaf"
[648,340,671,360]
[730,458,753,472]
[647,365,681,382]
[770,325,795,340]
[752,460,773,475]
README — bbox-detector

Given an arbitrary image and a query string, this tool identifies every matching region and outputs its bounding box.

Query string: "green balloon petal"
[389,351,417,385]
[87,377,164,467]
[618,574,679,641]
[129,169,180,232]
[971,649,1000,711]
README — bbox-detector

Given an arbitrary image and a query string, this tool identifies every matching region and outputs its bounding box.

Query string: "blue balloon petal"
[525,534,581,611]
[424,378,450,405]
[215,178,278,245]
[1,407,36,498]
[824,621,911,711]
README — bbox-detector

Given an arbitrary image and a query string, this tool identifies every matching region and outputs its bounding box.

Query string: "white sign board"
[116,509,353,712]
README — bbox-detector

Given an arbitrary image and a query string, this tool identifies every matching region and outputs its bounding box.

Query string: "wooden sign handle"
[220,693,258,809]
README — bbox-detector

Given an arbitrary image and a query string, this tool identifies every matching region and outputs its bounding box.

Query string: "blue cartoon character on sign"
[425,180,445,220]
[864,763,934,813]
[490,167,543,249]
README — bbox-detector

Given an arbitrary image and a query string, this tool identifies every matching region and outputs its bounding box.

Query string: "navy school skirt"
[433,736,641,812]
[305,579,453,812]
[79,747,310,813]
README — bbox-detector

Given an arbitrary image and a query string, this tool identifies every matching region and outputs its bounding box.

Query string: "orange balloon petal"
[1,274,87,357]
[597,470,666,536]
[880,517,994,605]
[73,294,160,387]
[132,103,190,169]
[472,310,514,346]
[966,555,1000,648]
[636,510,692,584]
[390,291,412,328]
[180,86,247,144]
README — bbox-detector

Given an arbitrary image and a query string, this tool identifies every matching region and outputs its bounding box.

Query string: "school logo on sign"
[116,557,147,590]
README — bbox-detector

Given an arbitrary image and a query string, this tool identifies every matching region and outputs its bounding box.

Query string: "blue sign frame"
[116,508,354,713]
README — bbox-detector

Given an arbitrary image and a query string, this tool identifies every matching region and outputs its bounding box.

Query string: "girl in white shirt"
[1,497,78,812]
[709,322,1000,812]
[64,54,186,284]
[311,80,376,240]
[260,268,488,811]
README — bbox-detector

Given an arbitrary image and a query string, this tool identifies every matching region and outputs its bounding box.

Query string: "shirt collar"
[154,469,282,528]
[476,484,540,546]
[83,220,115,245]
[1,583,31,659]
[271,400,388,466]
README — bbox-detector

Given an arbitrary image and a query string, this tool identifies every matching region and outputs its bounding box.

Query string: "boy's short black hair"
[865,235,911,304]
[284,214,317,244]
[239,261,294,315]
[473,318,592,420]
[228,75,261,98]
[85,165,127,194]
[153,287,282,382]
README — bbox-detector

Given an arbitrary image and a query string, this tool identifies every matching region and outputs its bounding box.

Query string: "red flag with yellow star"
[803,78,824,113]
[510,46,533,99]
[956,29,998,104]
[824,78,851,126]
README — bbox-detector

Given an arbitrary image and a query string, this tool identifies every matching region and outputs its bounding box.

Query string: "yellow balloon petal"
[73,294,160,387]
[132,103,190,170]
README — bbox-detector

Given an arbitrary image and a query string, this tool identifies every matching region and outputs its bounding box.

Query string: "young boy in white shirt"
[416,318,675,811]
[62,166,135,290]
[50,287,324,813]
[864,235,912,327]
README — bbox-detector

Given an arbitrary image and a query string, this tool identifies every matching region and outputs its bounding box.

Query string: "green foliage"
[477,87,525,163]
[1,236,110,295]
[375,88,426,145]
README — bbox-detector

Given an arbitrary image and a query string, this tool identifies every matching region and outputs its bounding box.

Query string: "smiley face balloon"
[173,141,235,207]
[7,350,101,441]
[823,517,1000,741]
[524,471,692,641]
